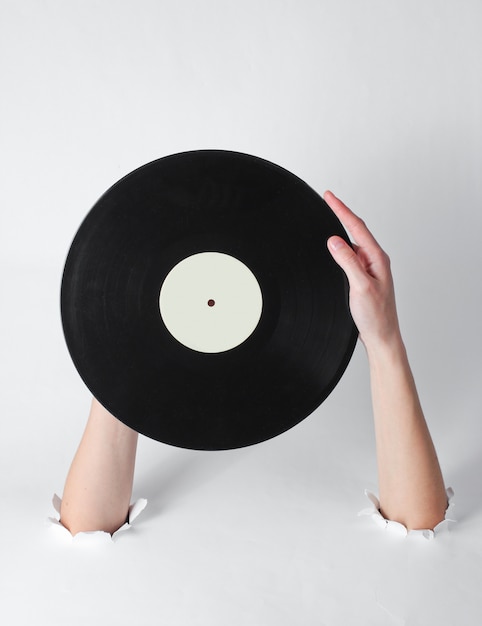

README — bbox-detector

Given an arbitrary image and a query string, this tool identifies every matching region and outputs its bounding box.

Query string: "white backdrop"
[1,1,481,624]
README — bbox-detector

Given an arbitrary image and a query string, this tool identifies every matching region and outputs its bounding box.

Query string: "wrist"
[89,398,139,441]
[363,330,407,367]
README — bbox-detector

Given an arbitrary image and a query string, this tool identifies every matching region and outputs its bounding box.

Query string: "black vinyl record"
[61,150,358,450]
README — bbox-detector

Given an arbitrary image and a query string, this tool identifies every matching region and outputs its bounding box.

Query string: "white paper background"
[1,1,481,624]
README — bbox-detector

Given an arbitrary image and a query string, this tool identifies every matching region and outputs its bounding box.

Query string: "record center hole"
[207,299,215,307]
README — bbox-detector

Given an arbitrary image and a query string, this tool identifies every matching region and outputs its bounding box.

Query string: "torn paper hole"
[358,487,455,539]
[47,494,148,544]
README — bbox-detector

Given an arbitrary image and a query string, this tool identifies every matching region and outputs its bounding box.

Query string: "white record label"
[159,252,263,353]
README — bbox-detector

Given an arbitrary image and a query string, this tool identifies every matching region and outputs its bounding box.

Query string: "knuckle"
[351,216,367,233]
[372,247,390,269]
[380,251,392,276]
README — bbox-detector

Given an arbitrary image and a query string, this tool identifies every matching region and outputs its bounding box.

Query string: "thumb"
[327,236,367,287]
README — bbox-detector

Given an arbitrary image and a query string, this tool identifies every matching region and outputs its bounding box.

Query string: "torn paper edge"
[358,487,455,539]
[47,494,148,544]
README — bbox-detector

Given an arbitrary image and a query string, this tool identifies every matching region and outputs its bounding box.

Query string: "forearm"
[366,334,447,530]
[60,398,138,535]
[323,191,448,530]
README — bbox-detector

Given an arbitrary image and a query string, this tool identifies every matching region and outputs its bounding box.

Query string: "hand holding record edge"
[324,190,400,352]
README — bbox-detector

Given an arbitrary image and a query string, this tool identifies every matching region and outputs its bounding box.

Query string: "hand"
[324,191,401,351]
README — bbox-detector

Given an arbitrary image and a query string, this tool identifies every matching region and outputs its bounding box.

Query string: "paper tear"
[47,494,147,544]
[358,487,455,539]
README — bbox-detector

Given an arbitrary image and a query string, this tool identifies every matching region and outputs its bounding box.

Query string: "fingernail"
[329,237,344,251]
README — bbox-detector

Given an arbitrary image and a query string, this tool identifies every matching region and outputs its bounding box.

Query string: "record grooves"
[61,150,358,450]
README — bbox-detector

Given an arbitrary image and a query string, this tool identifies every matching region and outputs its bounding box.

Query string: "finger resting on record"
[323,190,380,249]
[327,236,371,288]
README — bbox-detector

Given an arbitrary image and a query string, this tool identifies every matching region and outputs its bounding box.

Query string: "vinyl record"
[61,150,358,450]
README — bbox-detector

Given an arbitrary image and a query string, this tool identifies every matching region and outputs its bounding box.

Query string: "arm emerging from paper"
[324,191,447,530]
[60,398,138,536]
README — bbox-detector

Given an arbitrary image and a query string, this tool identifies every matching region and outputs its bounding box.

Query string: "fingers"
[323,190,379,249]
[324,190,390,289]
[324,189,368,285]
[327,235,370,288]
